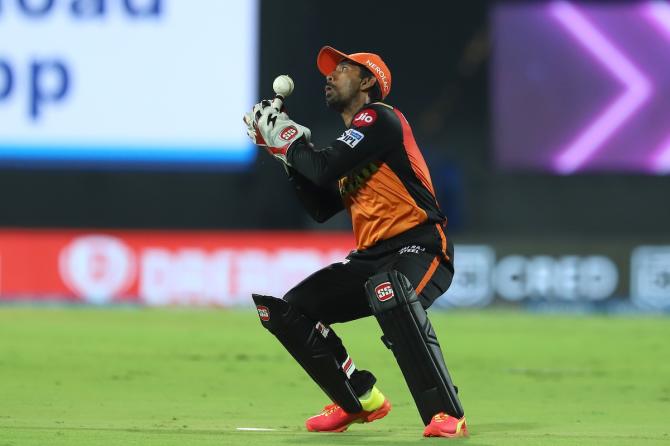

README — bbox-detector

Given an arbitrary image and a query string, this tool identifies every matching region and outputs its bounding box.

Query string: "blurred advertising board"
[631,246,670,310]
[0,230,668,311]
[0,230,352,306]
[492,1,670,174]
[0,0,258,169]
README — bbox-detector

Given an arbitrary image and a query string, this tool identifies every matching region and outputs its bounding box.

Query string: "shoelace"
[433,413,452,423]
[320,404,341,417]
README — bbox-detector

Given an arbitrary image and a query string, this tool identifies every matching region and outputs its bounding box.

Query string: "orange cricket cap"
[317,46,392,100]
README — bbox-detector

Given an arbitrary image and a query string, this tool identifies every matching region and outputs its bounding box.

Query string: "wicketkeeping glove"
[243,100,273,146]
[253,107,311,165]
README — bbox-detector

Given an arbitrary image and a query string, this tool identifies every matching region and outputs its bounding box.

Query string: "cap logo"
[365,60,389,94]
[375,282,394,302]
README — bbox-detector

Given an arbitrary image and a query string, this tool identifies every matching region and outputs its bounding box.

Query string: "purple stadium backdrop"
[492,1,670,174]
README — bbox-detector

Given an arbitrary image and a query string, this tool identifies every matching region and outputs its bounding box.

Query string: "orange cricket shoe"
[305,386,391,432]
[423,412,469,438]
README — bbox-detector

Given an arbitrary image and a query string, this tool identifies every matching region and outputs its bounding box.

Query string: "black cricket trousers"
[282,223,454,396]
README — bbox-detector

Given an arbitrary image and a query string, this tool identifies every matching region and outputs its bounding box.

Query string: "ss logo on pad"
[375,282,394,302]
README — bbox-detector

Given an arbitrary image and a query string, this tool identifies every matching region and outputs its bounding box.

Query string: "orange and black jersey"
[286,102,447,253]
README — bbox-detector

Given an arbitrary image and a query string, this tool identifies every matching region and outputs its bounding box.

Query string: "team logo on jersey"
[279,125,298,141]
[339,162,379,196]
[337,129,365,148]
[375,282,395,302]
[256,305,270,321]
[352,109,377,127]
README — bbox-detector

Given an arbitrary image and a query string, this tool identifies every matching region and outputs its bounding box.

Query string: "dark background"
[1,0,669,239]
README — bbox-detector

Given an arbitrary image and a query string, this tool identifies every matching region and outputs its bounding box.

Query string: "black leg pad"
[252,294,362,414]
[365,271,464,424]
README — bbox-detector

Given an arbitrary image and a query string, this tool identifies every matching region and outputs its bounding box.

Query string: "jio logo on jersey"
[375,282,395,302]
[352,109,377,127]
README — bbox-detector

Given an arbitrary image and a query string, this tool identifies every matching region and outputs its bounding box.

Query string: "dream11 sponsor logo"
[59,235,136,304]
[58,237,350,307]
[138,248,348,306]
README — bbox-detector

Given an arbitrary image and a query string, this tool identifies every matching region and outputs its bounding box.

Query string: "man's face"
[325,61,364,111]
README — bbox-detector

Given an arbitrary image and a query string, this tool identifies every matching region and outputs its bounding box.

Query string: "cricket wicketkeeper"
[243,46,467,438]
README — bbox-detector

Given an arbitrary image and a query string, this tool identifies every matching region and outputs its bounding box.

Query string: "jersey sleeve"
[286,104,400,186]
[286,167,344,223]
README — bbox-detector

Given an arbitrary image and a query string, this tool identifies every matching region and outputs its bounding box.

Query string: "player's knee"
[282,287,301,306]
[365,270,414,312]
[283,287,318,320]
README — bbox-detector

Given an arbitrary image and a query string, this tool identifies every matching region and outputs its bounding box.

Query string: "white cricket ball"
[273,75,294,97]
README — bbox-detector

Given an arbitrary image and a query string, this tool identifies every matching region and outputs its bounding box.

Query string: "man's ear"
[360,76,378,93]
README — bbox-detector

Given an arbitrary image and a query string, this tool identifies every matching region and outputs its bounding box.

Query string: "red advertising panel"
[3,230,669,311]
[0,230,354,306]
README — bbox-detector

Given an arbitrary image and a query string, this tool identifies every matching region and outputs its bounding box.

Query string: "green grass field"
[1,307,669,445]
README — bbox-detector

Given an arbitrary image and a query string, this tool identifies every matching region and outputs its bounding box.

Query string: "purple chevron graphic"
[492,1,670,174]
[549,1,652,174]
[644,1,670,174]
